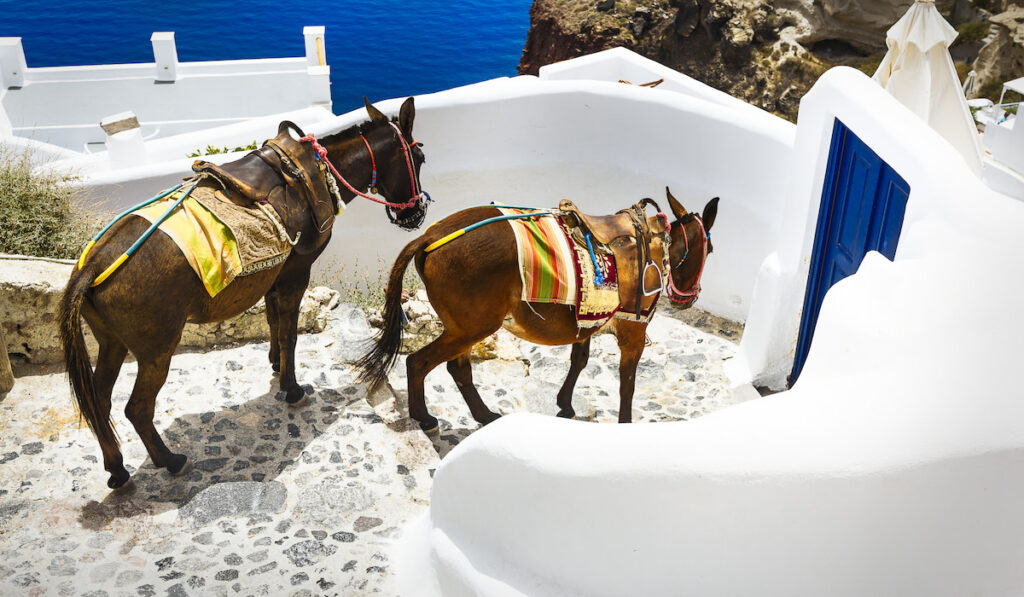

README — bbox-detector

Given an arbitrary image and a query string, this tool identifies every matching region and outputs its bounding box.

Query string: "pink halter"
[666,214,708,305]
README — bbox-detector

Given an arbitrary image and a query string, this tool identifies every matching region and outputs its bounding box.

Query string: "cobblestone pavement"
[0,301,747,596]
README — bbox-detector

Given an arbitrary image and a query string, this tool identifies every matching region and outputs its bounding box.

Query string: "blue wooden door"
[790,120,910,384]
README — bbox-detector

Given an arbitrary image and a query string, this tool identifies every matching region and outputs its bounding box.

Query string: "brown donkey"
[358,188,718,432]
[59,98,427,489]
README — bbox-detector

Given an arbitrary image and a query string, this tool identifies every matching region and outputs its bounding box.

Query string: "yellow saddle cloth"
[132,186,292,296]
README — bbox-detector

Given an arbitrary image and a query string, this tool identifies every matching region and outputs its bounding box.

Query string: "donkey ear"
[702,197,719,231]
[364,97,387,121]
[666,186,687,219]
[399,97,416,139]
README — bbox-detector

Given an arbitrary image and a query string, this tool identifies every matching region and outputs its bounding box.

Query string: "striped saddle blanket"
[132,186,292,297]
[499,207,621,328]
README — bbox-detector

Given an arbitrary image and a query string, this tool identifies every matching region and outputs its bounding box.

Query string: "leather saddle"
[191,121,337,254]
[558,198,660,318]
[559,199,638,248]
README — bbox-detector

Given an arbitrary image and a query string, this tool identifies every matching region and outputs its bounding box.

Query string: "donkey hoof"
[287,394,311,407]
[107,468,131,489]
[281,385,312,406]
[271,363,281,374]
[166,454,190,476]
[417,416,440,435]
[556,408,576,419]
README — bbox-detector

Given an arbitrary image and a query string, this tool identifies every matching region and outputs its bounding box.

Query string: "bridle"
[665,212,709,305]
[299,121,430,227]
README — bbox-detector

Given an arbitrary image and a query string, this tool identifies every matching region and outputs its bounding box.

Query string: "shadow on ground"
[76,383,370,529]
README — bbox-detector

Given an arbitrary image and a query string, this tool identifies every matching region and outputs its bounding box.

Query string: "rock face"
[518,0,1010,120]
[973,4,1024,96]
[0,255,339,366]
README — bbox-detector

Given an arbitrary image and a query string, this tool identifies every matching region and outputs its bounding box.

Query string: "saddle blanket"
[132,186,292,297]
[499,207,621,328]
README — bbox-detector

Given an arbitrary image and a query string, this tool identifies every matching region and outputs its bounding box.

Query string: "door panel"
[790,120,910,384]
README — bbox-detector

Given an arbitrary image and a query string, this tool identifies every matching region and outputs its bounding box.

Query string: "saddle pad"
[499,207,620,328]
[132,186,291,297]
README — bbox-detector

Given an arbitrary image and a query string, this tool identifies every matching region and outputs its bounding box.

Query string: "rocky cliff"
[519,0,1023,120]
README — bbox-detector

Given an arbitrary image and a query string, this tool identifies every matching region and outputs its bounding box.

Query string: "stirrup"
[641,261,663,296]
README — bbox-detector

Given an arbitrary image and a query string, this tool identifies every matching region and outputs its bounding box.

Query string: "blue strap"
[462,212,548,234]
[88,184,184,244]
[123,184,198,258]
[585,233,604,286]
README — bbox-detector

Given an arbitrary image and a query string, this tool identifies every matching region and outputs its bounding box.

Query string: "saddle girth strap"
[621,204,653,321]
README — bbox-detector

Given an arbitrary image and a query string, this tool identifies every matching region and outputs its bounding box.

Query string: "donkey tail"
[356,237,429,390]
[58,265,118,447]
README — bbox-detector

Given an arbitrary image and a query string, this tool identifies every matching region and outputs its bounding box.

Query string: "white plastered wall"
[735,66,993,390]
[395,66,1024,596]
[310,72,793,323]
[44,48,793,324]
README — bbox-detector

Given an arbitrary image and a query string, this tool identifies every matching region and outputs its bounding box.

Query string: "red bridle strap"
[300,126,422,210]
[360,134,377,190]
[667,215,708,304]
[388,121,422,200]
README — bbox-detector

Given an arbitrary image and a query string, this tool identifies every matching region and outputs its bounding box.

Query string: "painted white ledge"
[403,250,1024,596]
[396,62,1024,596]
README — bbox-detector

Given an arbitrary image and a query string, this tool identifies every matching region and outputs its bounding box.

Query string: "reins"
[299,120,425,211]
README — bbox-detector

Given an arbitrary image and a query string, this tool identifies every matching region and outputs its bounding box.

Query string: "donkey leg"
[274,282,309,405]
[93,336,131,488]
[124,353,188,474]
[265,288,281,373]
[446,353,501,425]
[407,332,486,433]
[614,322,648,424]
[556,338,592,419]
[268,247,326,405]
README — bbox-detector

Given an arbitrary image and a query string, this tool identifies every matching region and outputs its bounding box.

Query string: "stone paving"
[0,300,747,596]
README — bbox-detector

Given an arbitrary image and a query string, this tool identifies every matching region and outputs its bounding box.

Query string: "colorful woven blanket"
[499,207,621,328]
[132,186,291,296]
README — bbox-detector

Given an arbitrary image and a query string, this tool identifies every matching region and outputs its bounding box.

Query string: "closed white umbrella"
[873,0,985,175]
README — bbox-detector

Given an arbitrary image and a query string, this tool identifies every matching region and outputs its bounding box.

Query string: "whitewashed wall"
[27,48,792,324]
[42,106,335,209]
[314,70,793,323]
[401,66,1024,596]
[735,66,999,389]
[1,32,329,152]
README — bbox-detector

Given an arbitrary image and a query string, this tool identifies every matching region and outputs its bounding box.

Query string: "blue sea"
[0,1,532,114]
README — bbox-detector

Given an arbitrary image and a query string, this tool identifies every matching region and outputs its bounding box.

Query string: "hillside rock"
[973,4,1024,97]
[519,0,1008,120]
[777,0,952,53]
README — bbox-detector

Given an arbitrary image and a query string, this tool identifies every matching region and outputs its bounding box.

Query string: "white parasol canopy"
[873,0,985,175]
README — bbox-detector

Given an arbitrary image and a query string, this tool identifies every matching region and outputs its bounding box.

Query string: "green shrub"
[954,21,990,46]
[186,141,258,158]
[312,256,424,310]
[0,145,97,259]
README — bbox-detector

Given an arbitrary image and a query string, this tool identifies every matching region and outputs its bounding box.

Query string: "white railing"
[0,28,331,152]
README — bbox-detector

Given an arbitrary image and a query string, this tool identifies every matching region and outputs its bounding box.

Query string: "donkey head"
[664,187,718,306]
[363,97,429,230]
